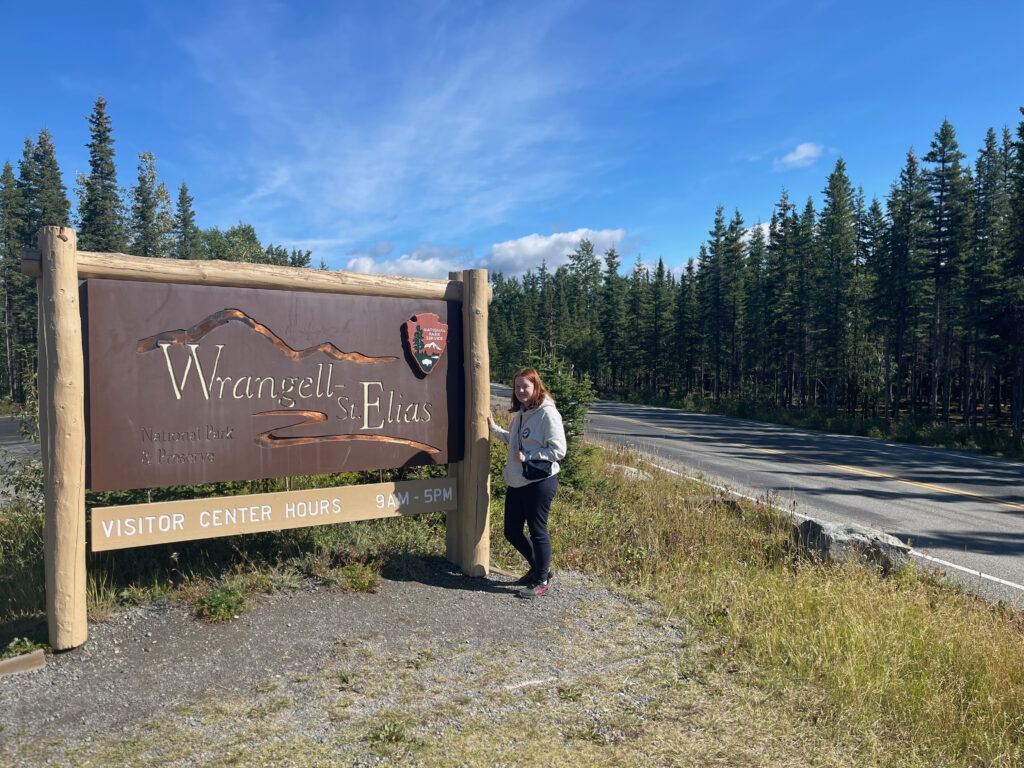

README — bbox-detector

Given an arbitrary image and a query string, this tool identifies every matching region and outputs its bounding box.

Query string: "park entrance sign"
[85,279,459,490]
[23,227,492,651]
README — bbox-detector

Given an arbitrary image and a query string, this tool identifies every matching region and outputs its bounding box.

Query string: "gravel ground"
[0,556,701,767]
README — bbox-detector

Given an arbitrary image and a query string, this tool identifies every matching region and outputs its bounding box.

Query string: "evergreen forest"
[4,98,1024,452]
[0,95,312,406]
[490,110,1024,450]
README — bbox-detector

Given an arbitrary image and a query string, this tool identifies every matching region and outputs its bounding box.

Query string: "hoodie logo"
[521,427,530,439]
[404,313,448,376]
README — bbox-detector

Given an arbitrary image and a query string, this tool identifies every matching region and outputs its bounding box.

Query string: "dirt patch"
[0,556,710,766]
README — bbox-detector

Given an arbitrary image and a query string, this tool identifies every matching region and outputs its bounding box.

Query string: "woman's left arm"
[527,409,567,462]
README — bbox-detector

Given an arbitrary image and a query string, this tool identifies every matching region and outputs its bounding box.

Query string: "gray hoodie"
[489,396,568,488]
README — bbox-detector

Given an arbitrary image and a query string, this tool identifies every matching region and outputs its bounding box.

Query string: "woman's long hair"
[508,367,554,412]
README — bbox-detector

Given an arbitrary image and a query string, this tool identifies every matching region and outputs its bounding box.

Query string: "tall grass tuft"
[0,498,45,620]
[521,444,1024,767]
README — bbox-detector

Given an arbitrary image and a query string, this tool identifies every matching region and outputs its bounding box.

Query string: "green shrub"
[333,562,379,592]
[527,353,595,488]
[0,499,44,621]
[193,582,247,622]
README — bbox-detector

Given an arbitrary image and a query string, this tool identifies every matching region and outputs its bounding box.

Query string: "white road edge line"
[638,458,1024,596]
[909,551,1024,593]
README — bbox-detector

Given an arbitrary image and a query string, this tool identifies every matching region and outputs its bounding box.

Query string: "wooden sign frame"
[23,227,491,650]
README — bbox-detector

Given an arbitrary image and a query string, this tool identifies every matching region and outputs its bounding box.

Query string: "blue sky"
[3,1,1022,278]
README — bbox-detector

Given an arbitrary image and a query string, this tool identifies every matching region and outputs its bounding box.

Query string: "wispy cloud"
[346,241,394,261]
[178,2,591,266]
[482,228,626,276]
[773,142,823,171]
[345,244,472,280]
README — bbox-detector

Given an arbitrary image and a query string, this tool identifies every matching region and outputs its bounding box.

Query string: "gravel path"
[1,556,700,767]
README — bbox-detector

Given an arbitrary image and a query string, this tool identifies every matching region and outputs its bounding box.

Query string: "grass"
[538,445,1024,767]
[4,426,1024,765]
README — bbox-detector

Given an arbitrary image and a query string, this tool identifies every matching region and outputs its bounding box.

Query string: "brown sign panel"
[84,279,462,491]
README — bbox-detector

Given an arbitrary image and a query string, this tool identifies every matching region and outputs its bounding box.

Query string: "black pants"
[503,474,559,579]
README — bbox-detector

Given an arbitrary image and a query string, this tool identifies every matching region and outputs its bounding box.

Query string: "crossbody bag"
[515,411,553,480]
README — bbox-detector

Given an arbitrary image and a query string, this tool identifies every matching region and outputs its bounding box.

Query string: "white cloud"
[773,142,823,171]
[482,228,626,276]
[740,221,770,245]
[344,244,472,280]
[344,255,378,274]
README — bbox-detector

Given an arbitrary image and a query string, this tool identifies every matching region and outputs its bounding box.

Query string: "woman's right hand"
[487,413,495,427]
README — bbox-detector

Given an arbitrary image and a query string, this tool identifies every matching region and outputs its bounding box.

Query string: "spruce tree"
[674,258,701,396]
[721,209,746,397]
[791,199,816,406]
[10,130,68,403]
[742,224,769,399]
[626,256,651,392]
[923,120,969,421]
[519,269,541,358]
[173,182,202,260]
[489,272,525,382]
[27,128,70,234]
[764,191,796,405]
[78,95,126,252]
[0,161,28,400]
[702,207,727,401]
[815,158,857,410]
[565,239,602,382]
[967,128,1010,427]
[17,133,70,242]
[886,149,930,420]
[648,258,674,396]
[552,265,573,357]
[129,152,173,258]
[15,139,35,246]
[536,261,555,354]
[858,196,888,417]
[1006,109,1024,442]
[849,189,882,416]
[599,248,626,391]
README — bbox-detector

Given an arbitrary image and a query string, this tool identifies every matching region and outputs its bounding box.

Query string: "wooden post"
[446,270,491,576]
[463,269,491,575]
[38,227,87,650]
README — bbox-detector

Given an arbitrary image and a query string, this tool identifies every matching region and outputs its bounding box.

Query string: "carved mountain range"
[136,308,397,364]
[253,410,440,452]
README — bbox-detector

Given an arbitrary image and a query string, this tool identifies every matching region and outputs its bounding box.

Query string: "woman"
[488,367,567,599]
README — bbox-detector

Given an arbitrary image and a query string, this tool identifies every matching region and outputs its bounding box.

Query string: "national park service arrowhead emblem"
[404,313,448,375]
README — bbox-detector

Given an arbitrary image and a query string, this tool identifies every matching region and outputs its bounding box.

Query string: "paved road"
[0,416,38,463]
[491,385,1024,607]
[0,416,40,504]
[590,399,1024,606]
